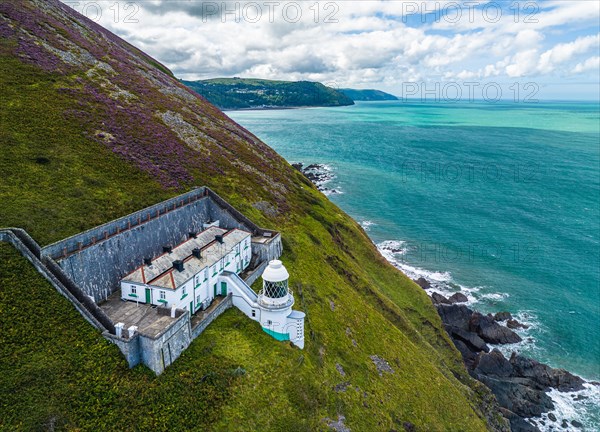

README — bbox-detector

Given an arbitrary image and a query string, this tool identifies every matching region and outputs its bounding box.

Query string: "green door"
[213,283,217,297]
[190,301,194,316]
[221,282,227,296]
[145,288,151,304]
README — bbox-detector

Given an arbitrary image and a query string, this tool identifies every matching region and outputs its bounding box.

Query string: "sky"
[61,1,600,100]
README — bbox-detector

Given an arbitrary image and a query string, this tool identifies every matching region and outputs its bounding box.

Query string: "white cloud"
[573,56,600,74]
[538,34,600,73]
[61,0,600,93]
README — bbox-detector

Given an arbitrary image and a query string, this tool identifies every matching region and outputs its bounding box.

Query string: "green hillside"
[0,1,505,430]
[339,89,398,101]
[183,77,355,110]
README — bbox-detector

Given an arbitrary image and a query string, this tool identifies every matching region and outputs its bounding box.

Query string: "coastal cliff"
[0,1,508,430]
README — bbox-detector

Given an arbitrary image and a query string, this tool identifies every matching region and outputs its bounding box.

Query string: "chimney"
[192,248,202,259]
[189,231,197,239]
[144,257,152,266]
[173,260,184,272]
[163,245,173,254]
[215,235,224,244]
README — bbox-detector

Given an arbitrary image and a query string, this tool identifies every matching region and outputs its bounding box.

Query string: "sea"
[228,100,600,429]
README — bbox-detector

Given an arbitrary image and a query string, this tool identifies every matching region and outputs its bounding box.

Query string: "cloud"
[573,56,600,74]
[61,0,600,94]
[538,34,600,73]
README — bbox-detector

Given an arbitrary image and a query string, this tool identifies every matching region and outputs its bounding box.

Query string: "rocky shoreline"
[292,162,340,195]
[298,161,597,431]
[415,278,594,432]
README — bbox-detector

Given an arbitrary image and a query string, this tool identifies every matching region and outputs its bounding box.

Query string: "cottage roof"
[122,227,251,289]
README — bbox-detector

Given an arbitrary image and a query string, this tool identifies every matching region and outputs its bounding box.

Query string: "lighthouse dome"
[262,260,289,283]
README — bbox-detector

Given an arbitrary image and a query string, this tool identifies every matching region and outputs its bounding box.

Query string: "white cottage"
[119,226,305,349]
[120,226,251,315]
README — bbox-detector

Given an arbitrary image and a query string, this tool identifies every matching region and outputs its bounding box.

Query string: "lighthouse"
[258,260,305,349]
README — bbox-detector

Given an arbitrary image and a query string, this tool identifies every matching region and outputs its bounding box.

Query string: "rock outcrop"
[433,301,587,431]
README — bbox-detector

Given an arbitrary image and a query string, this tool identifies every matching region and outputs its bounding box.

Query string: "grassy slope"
[0,1,499,430]
[183,78,354,110]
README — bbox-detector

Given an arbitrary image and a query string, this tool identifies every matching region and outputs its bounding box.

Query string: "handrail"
[222,272,259,307]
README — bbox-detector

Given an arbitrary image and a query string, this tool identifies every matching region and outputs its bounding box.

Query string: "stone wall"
[0,228,110,332]
[3,187,282,374]
[40,187,281,303]
[252,234,283,264]
[103,332,141,368]
[41,190,213,302]
[139,312,192,374]
[191,294,233,339]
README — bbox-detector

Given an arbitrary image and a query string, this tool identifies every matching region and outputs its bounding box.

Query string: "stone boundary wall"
[2,188,281,374]
[138,311,192,374]
[192,294,233,339]
[42,188,209,260]
[103,331,141,368]
[244,260,269,288]
[40,187,281,303]
[252,234,283,264]
[0,228,111,333]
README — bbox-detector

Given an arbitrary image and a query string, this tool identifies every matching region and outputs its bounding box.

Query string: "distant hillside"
[182,78,355,110]
[339,88,398,101]
[1,1,505,431]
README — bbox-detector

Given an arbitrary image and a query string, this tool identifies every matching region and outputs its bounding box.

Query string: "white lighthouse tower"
[258,260,305,349]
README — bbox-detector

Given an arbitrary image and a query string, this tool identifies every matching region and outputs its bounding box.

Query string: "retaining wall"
[0,228,109,332]
[2,187,282,374]
[191,294,233,339]
[40,187,281,303]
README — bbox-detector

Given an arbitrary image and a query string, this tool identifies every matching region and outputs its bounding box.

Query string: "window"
[182,286,187,295]
[251,310,256,318]
[131,286,137,295]
[204,269,208,281]
[267,320,272,325]
[160,291,166,300]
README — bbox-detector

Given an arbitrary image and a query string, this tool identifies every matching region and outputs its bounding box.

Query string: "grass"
[0,2,499,430]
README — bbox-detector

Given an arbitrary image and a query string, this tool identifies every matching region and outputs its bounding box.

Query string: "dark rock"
[474,349,514,378]
[436,304,474,331]
[507,319,529,329]
[291,162,303,171]
[470,312,522,344]
[35,156,51,165]
[447,326,490,353]
[334,381,350,392]
[252,201,279,218]
[431,291,451,305]
[477,375,554,417]
[452,339,479,369]
[448,292,468,303]
[499,408,540,432]
[561,419,568,428]
[510,354,585,392]
[494,311,513,322]
[571,420,583,428]
[402,422,416,432]
[414,277,430,289]
[370,355,394,376]
[547,413,557,422]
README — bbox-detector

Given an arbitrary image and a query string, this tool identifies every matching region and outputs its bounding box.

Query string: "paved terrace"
[100,291,180,338]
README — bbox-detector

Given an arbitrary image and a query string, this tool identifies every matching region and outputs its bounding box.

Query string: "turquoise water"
[229,101,600,425]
